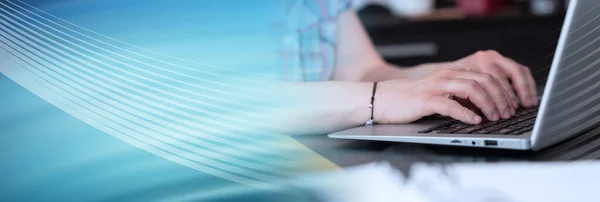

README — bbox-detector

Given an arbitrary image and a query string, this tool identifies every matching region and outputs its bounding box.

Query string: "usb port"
[484,140,498,146]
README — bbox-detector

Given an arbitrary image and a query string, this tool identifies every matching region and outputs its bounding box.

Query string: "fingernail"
[503,108,511,118]
[492,110,499,121]
[511,107,516,116]
[473,115,481,123]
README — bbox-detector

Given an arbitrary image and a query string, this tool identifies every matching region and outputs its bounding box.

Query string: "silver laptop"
[329,0,600,151]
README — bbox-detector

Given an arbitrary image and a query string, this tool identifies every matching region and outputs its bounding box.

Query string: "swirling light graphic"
[0,0,334,193]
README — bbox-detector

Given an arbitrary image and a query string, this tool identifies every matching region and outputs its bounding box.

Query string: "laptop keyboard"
[418,107,538,135]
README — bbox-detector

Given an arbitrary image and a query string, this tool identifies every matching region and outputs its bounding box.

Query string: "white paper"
[293,161,600,202]
[411,161,600,202]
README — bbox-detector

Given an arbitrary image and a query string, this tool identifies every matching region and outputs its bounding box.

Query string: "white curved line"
[0,47,285,183]
[0,1,271,91]
[9,0,275,79]
[1,58,280,190]
[0,13,281,138]
[0,4,268,102]
[0,25,298,170]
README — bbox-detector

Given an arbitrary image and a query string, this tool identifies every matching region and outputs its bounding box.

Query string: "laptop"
[329,0,600,151]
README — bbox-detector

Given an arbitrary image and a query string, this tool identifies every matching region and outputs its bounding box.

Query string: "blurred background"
[356,0,567,84]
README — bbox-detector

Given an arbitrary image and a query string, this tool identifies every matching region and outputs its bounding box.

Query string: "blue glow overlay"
[0,0,331,201]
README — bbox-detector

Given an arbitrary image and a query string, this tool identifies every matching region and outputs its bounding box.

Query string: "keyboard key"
[514,118,535,127]
[515,110,529,116]
[515,116,531,123]
[472,127,501,134]
[521,125,534,132]
[479,120,504,128]
[524,107,538,113]
[491,123,528,134]
[455,125,485,133]
[524,118,536,125]
[418,120,459,133]
[456,119,508,134]
[508,130,524,135]
[494,127,517,134]
[515,109,531,116]
[506,119,523,125]
[438,124,471,133]
[486,124,507,131]
[509,125,534,135]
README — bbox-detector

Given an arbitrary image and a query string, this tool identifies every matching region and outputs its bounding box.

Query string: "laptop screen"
[533,0,600,150]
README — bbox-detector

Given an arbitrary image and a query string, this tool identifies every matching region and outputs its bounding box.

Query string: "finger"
[493,73,517,116]
[497,58,534,107]
[467,52,519,111]
[480,66,518,113]
[487,51,536,107]
[522,66,538,106]
[446,70,513,119]
[426,96,482,124]
[440,79,499,121]
[462,60,518,113]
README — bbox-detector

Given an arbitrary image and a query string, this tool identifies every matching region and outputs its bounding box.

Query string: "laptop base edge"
[328,134,531,150]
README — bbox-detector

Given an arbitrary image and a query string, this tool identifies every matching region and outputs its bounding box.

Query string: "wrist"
[349,82,379,126]
[349,81,392,126]
[372,81,388,124]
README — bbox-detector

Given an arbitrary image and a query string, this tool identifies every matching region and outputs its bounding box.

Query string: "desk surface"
[294,125,600,172]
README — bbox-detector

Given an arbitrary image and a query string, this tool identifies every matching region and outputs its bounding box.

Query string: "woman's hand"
[449,50,538,108]
[375,68,516,125]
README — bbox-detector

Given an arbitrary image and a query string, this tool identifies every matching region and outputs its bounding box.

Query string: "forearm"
[266,81,373,136]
